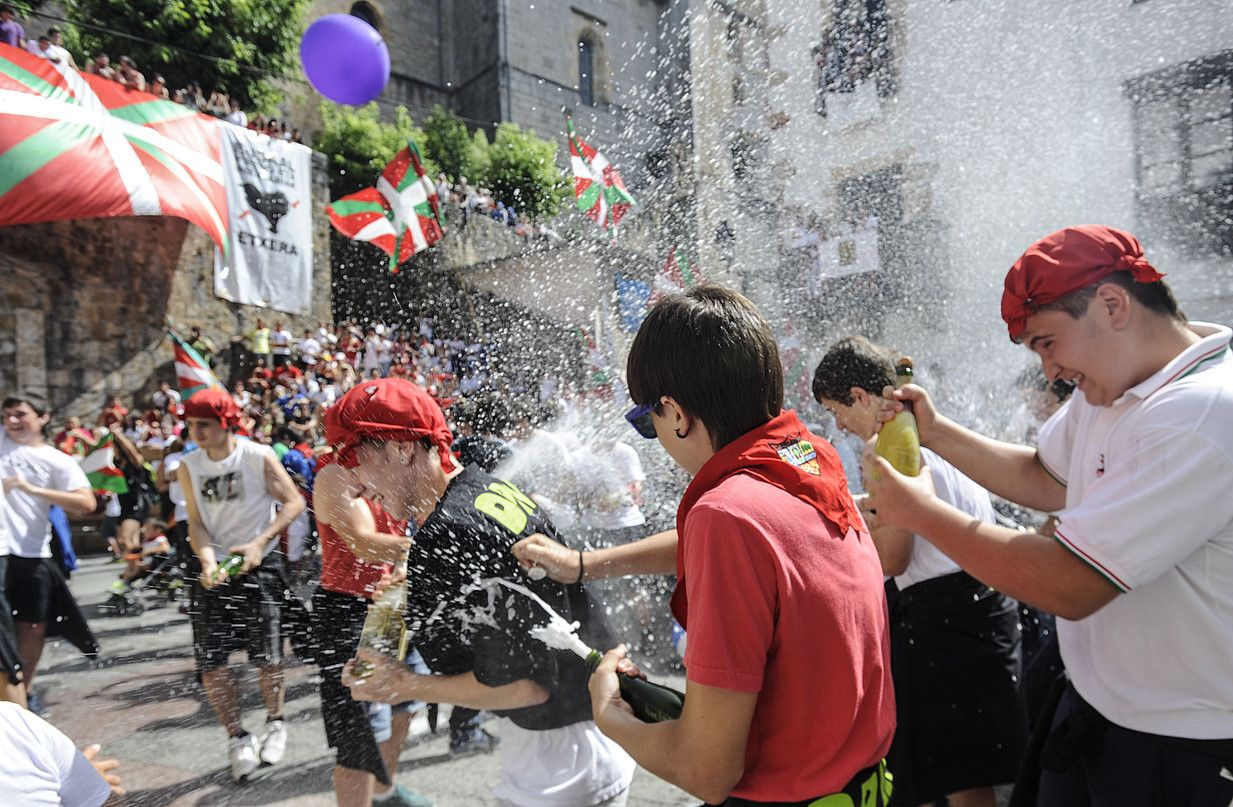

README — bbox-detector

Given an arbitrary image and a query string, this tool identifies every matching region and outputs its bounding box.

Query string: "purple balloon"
[300,14,390,106]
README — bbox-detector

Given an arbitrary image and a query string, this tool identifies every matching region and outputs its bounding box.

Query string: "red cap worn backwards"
[182,388,242,429]
[327,378,455,471]
[1001,225,1165,342]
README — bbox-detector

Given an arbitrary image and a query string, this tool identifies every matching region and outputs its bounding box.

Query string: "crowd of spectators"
[50,316,572,481]
[433,173,564,242]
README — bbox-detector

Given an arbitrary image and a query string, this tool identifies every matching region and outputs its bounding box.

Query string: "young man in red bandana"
[520,286,895,805]
[864,225,1233,806]
[335,378,636,807]
[177,389,305,783]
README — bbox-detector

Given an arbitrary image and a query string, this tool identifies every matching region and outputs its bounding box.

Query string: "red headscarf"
[670,410,866,628]
[327,378,455,471]
[182,388,242,428]
[1001,225,1165,342]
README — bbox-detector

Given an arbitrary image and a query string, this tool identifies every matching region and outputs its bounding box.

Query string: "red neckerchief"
[670,410,866,628]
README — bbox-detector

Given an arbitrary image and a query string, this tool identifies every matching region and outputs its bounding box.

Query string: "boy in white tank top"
[176,389,304,784]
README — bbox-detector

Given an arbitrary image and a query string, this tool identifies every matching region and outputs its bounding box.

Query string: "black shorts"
[191,558,288,673]
[1035,684,1233,807]
[887,571,1029,805]
[313,588,389,782]
[0,557,23,685]
[5,555,56,624]
[117,491,150,525]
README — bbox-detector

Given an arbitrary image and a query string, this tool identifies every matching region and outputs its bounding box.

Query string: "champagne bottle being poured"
[527,602,685,724]
[874,356,922,476]
[351,564,410,679]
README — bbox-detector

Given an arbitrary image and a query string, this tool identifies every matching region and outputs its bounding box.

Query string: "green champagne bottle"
[212,552,246,583]
[585,649,685,723]
[875,356,922,476]
[351,570,410,679]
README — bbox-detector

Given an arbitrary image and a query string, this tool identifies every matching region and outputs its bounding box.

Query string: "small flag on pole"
[566,116,635,236]
[649,247,704,305]
[78,433,127,495]
[169,329,224,400]
[326,139,444,273]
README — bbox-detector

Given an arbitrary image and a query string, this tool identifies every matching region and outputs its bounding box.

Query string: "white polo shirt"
[1037,322,1233,739]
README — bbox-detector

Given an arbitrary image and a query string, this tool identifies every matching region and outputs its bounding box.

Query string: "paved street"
[34,555,695,807]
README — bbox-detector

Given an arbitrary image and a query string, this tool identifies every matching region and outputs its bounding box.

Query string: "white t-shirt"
[298,337,321,363]
[1037,322,1233,739]
[577,441,647,531]
[0,702,112,807]
[224,109,247,127]
[0,487,13,557]
[362,337,382,371]
[490,718,634,807]
[0,435,91,558]
[162,450,189,522]
[181,439,279,555]
[896,447,993,590]
[152,388,181,411]
[271,329,292,356]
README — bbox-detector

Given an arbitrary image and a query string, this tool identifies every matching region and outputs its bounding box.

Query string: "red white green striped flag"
[169,329,224,400]
[649,247,704,304]
[566,117,635,235]
[79,433,128,495]
[325,139,444,273]
[0,43,227,249]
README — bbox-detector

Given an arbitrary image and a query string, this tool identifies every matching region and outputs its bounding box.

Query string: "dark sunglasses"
[625,402,657,439]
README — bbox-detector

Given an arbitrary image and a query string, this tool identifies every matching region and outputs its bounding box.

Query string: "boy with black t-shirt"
[336,379,635,807]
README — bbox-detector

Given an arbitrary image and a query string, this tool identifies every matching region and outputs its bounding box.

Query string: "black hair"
[627,285,782,450]
[3,391,49,418]
[812,336,897,406]
[1040,272,1185,326]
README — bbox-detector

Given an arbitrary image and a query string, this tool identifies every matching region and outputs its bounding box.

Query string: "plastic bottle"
[874,356,922,476]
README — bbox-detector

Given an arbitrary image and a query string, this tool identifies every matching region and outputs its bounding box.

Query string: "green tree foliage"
[315,103,434,198]
[65,0,310,110]
[484,122,569,220]
[422,104,488,184]
[318,104,567,221]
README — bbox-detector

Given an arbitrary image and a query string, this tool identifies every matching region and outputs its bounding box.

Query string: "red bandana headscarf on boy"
[670,410,866,627]
[328,378,455,472]
[182,388,242,429]
[1001,225,1165,342]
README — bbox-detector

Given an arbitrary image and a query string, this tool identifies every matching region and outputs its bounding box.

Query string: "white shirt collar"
[1117,321,1232,403]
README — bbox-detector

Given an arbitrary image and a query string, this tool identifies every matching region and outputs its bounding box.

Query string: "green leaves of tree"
[65,0,309,110]
[319,103,568,220]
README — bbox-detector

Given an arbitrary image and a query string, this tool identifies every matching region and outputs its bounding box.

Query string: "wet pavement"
[34,555,695,806]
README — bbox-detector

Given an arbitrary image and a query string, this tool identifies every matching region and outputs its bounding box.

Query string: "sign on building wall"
[804,219,881,297]
[214,127,314,314]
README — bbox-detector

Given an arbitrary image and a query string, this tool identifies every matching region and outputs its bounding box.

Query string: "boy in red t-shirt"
[515,286,896,805]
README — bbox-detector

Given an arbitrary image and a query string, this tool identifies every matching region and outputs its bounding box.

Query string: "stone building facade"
[688,0,1233,360]
[303,0,682,193]
[0,157,332,422]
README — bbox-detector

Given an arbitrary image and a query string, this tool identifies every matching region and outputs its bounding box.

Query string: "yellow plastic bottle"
[874,356,922,476]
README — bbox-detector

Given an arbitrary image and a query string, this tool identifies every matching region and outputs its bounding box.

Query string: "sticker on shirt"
[201,472,244,503]
[773,440,821,475]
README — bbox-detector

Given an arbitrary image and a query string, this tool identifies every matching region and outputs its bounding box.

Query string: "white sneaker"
[259,719,287,765]
[228,734,260,782]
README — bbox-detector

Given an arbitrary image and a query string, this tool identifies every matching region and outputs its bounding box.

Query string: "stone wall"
[0,157,331,424]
